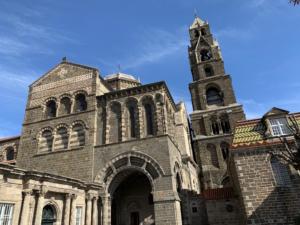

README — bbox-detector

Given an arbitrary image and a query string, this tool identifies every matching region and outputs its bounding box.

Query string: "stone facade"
[0,52,200,224]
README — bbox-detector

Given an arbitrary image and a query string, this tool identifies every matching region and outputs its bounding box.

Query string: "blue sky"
[0,0,299,137]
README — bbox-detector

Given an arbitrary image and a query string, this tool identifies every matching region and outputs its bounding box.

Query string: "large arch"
[110,169,155,225]
[94,151,165,188]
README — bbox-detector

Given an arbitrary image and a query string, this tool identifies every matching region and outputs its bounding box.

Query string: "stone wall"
[232,148,300,225]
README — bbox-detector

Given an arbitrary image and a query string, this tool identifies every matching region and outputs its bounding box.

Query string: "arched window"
[204,65,214,77]
[144,103,154,135]
[60,97,71,114]
[206,87,223,106]
[220,115,231,134]
[54,127,68,150]
[70,123,85,147]
[46,100,57,118]
[220,142,230,160]
[109,102,121,143]
[42,205,56,225]
[75,94,87,112]
[271,158,291,187]
[211,118,220,135]
[5,147,15,161]
[194,30,200,38]
[207,144,219,168]
[200,49,212,61]
[201,28,206,36]
[39,130,53,152]
[129,106,136,138]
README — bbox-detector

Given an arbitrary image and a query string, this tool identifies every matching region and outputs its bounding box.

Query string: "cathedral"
[0,17,299,225]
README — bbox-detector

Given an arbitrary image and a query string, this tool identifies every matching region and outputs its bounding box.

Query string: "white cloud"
[108,28,188,70]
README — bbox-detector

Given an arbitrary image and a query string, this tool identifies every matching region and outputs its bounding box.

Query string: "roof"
[104,72,139,83]
[232,112,300,149]
[0,136,20,143]
[202,187,235,200]
[190,17,206,29]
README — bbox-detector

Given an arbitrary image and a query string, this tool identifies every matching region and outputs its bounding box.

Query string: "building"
[0,16,299,225]
[230,107,300,225]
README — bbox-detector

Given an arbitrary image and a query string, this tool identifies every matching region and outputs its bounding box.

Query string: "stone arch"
[54,124,70,150]
[108,101,122,143]
[38,127,54,152]
[44,97,57,118]
[140,95,156,136]
[4,146,16,161]
[74,90,88,112]
[95,151,165,188]
[125,98,139,139]
[70,121,87,147]
[200,48,212,61]
[59,94,72,115]
[205,84,223,106]
[42,200,60,225]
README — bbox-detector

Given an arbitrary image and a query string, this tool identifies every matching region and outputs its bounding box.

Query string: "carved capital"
[22,189,33,196]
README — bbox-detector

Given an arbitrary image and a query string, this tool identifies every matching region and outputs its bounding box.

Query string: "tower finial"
[194,8,198,18]
[117,64,121,73]
[62,56,67,62]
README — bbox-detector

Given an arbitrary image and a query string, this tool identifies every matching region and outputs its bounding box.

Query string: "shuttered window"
[0,203,14,225]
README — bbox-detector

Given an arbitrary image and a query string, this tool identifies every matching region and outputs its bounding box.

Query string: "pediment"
[263,107,289,118]
[31,61,98,88]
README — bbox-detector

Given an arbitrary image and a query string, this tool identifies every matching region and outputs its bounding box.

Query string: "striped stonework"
[69,124,85,148]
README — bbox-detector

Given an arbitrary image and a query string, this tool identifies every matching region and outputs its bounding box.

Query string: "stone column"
[34,190,46,225]
[20,189,32,225]
[137,105,144,138]
[70,194,77,225]
[64,194,71,225]
[101,195,111,225]
[92,197,98,225]
[85,194,92,225]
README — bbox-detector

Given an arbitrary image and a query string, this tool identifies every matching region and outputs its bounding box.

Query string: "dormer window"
[269,118,290,136]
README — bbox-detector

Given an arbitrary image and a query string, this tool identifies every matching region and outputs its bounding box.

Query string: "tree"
[270,115,300,170]
[290,0,300,5]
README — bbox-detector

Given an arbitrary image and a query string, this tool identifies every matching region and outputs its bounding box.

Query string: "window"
[129,106,136,138]
[75,94,87,112]
[46,100,57,118]
[54,127,68,150]
[0,203,14,225]
[201,28,206,36]
[271,158,291,187]
[144,103,154,135]
[39,130,53,152]
[206,87,223,106]
[207,144,219,168]
[211,120,220,135]
[70,124,85,147]
[200,49,212,61]
[109,102,121,143]
[194,30,200,38]
[42,205,56,225]
[220,116,231,134]
[60,97,71,114]
[5,147,14,161]
[204,65,214,77]
[220,142,230,160]
[269,118,290,136]
[75,207,82,225]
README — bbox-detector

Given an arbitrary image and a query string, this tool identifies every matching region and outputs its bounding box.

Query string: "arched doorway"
[110,170,155,225]
[41,205,56,225]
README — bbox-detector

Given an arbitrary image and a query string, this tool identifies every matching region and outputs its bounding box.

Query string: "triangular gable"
[263,107,289,118]
[30,61,98,88]
[190,17,205,29]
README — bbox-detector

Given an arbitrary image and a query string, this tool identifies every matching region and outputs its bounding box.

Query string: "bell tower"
[188,17,245,190]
